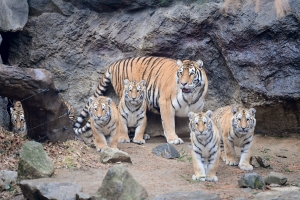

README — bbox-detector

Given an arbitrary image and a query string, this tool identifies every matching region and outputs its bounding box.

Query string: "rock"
[99,148,132,164]
[76,192,92,200]
[0,34,2,64]
[0,96,9,129]
[0,0,29,31]
[253,190,300,200]
[154,191,221,200]
[18,141,54,180]
[250,156,270,168]
[19,180,87,200]
[152,143,179,159]
[6,0,300,137]
[238,172,266,190]
[94,164,148,200]
[270,186,300,192]
[265,172,287,185]
[0,170,18,190]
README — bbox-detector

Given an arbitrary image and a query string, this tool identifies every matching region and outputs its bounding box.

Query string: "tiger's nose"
[181,82,187,86]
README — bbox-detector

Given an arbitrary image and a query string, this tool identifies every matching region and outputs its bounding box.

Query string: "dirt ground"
[2,134,300,200]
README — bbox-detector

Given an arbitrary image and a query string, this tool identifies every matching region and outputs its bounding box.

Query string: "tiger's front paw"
[143,133,151,140]
[133,138,145,145]
[225,158,239,166]
[239,164,253,171]
[118,137,130,143]
[206,176,218,182]
[167,138,184,145]
[192,175,205,182]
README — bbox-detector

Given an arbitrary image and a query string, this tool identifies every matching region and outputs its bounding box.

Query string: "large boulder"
[6,0,300,137]
[0,0,29,31]
[18,141,54,180]
[94,164,148,200]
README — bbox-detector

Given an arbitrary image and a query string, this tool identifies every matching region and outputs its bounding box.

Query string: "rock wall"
[4,0,300,137]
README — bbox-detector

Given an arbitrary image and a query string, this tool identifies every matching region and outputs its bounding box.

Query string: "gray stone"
[6,0,300,138]
[94,164,148,200]
[0,170,18,190]
[253,190,300,200]
[250,156,270,168]
[18,141,54,180]
[0,0,29,31]
[152,143,179,159]
[0,96,9,129]
[99,148,132,164]
[154,191,221,200]
[20,180,85,200]
[238,172,266,190]
[265,172,287,185]
[76,192,91,200]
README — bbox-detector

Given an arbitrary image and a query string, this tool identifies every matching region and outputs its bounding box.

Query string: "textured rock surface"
[154,191,221,200]
[0,0,29,31]
[19,180,87,200]
[94,164,148,200]
[99,148,132,164]
[4,0,300,138]
[0,64,74,142]
[238,172,266,190]
[265,171,287,185]
[152,143,179,159]
[0,96,9,129]
[250,156,270,168]
[18,141,54,180]
[253,190,300,200]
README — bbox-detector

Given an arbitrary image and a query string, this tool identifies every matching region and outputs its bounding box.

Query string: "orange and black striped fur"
[10,101,27,135]
[84,96,119,151]
[213,106,256,171]
[189,111,220,182]
[74,57,208,144]
[118,79,148,144]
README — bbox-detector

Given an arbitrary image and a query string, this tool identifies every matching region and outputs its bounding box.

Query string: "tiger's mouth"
[182,88,192,93]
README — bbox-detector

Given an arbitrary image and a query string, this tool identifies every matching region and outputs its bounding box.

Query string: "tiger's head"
[231,106,256,135]
[188,110,213,139]
[10,107,26,134]
[88,96,112,122]
[123,79,146,105]
[176,59,204,93]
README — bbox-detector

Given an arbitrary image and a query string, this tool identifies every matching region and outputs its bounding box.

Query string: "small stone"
[100,148,132,164]
[152,143,179,159]
[265,172,287,185]
[238,172,266,190]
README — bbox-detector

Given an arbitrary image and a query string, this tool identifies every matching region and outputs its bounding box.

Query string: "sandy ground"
[46,134,300,200]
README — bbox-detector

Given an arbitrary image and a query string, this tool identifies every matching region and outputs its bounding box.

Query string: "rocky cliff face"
[4,0,300,137]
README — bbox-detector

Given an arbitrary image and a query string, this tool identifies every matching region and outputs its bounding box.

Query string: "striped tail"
[73,68,112,134]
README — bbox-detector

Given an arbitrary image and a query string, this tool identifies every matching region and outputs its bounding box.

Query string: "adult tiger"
[74,57,208,144]
[188,111,220,182]
[118,79,148,144]
[212,105,256,171]
[10,101,27,136]
[81,96,119,151]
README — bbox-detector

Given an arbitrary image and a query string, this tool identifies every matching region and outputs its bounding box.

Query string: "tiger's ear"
[249,108,256,117]
[106,98,112,105]
[124,79,130,85]
[188,112,194,120]
[88,97,94,105]
[232,106,238,115]
[177,60,183,67]
[206,110,213,119]
[140,80,146,87]
[197,60,203,68]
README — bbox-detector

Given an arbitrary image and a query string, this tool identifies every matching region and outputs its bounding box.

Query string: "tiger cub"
[75,96,120,151]
[212,106,256,171]
[118,79,148,144]
[10,101,27,136]
[188,110,220,182]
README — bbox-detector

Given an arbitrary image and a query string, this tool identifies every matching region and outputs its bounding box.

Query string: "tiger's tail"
[73,68,112,135]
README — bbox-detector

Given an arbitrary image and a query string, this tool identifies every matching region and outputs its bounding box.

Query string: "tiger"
[188,110,220,182]
[118,79,148,144]
[212,105,256,171]
[74,96,119,151]
[10,101,27,136]
[74,57,208,145]
[62,99,75,123]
